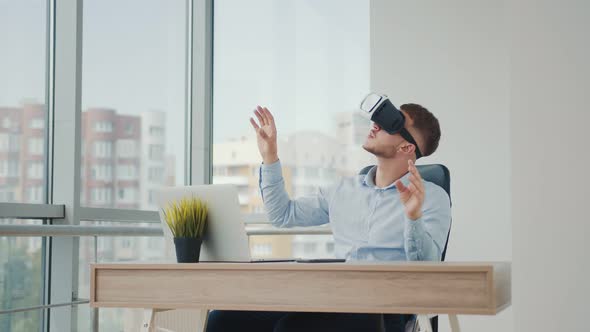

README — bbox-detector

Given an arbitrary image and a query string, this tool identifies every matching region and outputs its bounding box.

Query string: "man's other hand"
[395,160,425,221]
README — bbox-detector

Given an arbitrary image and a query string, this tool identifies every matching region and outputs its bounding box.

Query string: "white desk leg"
[417,314,433,332]
[449,314,461,332]
[198,309,210,332]
[142,309,156,332]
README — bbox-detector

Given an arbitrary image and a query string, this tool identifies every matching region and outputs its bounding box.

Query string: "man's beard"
[362,143,396,158]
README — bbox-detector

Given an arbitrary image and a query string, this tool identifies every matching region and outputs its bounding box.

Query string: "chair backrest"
[359,164,452,261]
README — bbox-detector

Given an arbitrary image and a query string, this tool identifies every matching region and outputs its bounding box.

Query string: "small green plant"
[162,197,208,238]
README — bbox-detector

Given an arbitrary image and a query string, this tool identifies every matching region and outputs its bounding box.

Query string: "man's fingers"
[408,174,424,194]
[260,106,272,126]
[263,107,275,126]
[257,105,267,124]
[253,110,264,125]
[408,159,423,180]
[254,107,266,126]
[249,117,260,130]
[409,183,425,202]
[395,180,408,193]
[408,183,420,195]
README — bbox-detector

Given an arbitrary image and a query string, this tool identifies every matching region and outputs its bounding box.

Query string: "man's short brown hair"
[400,103,441,157]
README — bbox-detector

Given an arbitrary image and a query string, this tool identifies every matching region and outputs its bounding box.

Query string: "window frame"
[0,0,209,331]
[0,1,334,331]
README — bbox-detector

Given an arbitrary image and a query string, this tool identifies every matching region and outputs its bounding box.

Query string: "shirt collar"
[362,166,411,190]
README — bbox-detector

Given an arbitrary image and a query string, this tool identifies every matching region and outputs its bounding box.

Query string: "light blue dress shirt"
[259,160,451,262]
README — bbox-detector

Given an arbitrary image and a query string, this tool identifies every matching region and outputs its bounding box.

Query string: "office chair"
[359,164,452,332]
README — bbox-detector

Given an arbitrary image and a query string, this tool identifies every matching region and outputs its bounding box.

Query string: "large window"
[0,221,45,332]
[0,0,48,204]
[0,1,48,330]
[213,0,371,258]
[76,221,169,332]
[73,1,189,330]
[0,0,368,330]
[81,0,187,210]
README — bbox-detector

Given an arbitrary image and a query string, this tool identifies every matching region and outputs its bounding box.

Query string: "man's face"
[362,122,407,158]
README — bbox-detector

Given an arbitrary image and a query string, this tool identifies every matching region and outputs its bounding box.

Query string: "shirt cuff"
[404,216,426,238]
[260,159,284,188]
[404,216,426,258]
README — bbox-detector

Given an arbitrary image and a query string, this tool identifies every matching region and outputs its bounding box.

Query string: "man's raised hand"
[249,106,279,165]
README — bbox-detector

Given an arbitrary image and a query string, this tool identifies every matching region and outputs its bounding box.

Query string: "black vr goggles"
[359,93,423,159]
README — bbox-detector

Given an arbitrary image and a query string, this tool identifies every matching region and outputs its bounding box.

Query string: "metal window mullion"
[78,207,159,223]
[0,224,163,237]
[41,233,51,332]
[191,0,214,186]
[0,203,64,219]
[246,227,332,236]
[44,0,56,330]
[48,0,83,331]
[184,0,193,186]
[0,300,90,316]
[0,224,331,237]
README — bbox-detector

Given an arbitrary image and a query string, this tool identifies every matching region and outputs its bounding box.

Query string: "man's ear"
[399,143,416,155]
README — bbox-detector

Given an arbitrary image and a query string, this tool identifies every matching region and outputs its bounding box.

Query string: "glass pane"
[0,309,44,332]
[0,220,45,331]
[77,221,168,332]
[0,1,48,204]
[81,0,187,210]
[213,0,370,257]
[249,234,335,260]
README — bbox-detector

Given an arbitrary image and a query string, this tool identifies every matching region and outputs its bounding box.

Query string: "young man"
[207,100,451,332]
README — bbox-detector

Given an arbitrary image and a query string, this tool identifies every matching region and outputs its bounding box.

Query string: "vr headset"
[359,93,423,159]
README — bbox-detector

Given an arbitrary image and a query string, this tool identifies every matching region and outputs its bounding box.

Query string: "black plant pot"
[173,237,203,263]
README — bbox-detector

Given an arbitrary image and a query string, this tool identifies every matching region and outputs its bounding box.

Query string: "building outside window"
[94,121,113,132]
[117,139,137,158]
[91,188,112,204]
[148,144,164,161]
[148,167,164,181]
[30,118,44,129]
[8,160,19,177]
[117,164,137,180]
[117,188,136,202]
[148,126,164,136]
[27,162,44,180]
[27,137,44,155]
[94,141,113,158]
[91,164,112,181]
[26,186,43,203]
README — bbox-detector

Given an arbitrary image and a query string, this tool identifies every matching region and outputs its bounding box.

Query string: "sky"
[214,0,369,140]
[0,0,369,180]
[0,0,47,106]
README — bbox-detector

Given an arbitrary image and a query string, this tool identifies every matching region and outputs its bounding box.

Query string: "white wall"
[370,1,512,331]
[372,1,590,331]
[509,1,590,331]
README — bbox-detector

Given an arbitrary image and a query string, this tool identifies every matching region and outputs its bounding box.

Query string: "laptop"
[154,184,343,263]
[154,184,251,262]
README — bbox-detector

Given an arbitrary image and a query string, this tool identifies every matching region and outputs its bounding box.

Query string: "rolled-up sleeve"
[259,160,331,228]
[404,185,451,261]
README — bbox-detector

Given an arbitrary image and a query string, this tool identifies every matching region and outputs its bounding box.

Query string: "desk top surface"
[91,261,511,315]
[92,261,510,271]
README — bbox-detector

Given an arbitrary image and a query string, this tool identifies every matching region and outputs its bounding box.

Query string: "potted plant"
[162,197,208,263]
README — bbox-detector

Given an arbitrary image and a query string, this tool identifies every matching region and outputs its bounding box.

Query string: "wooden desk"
[90,262,511,331]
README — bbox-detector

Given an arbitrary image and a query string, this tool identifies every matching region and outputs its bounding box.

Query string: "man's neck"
[374,157,411,188]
